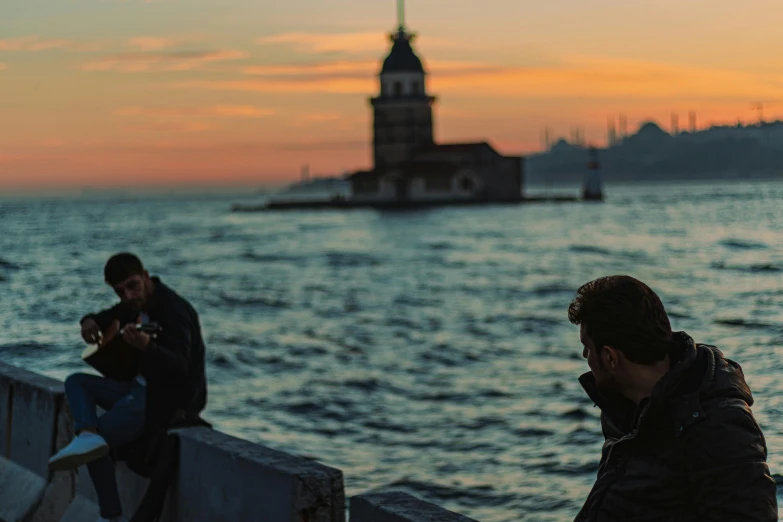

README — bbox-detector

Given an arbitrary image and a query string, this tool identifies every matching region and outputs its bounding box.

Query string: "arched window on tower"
[394,82,403,97]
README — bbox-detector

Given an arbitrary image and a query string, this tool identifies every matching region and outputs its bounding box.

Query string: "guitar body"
[81,320,158,381]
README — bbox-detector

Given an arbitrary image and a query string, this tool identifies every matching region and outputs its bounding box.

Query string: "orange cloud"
[82,49,247,73]
[243,60,377,77]
[0,63,6,71]
[210,105,275,118]
[125,121,218,133]
[0,37,73,51]
[126,36,182,51]
[256,31,456,56]
[172,55,783,101]
[117,105,275,118]
[297,112,343,123]
[287,111,362,131]
[256,32,385,55]
[172,77,372,94]
[438,57,783,100]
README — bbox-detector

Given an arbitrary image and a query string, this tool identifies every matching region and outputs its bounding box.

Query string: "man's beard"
[594,368,623,394]
[126,298,145,311]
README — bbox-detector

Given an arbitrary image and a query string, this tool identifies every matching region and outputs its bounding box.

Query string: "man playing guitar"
[49,253,207,522]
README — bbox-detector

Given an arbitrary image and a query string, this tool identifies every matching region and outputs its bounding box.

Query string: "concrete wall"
[0,362,481,522]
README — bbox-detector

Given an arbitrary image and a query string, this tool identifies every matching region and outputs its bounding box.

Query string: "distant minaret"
[689,111,697,133]
[583,147,603,201]
[370,0,436,169]
[671,113,679,136]
[619,113,628,139]
[607,118,617,147]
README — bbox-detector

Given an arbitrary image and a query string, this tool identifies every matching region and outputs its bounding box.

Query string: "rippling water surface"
[2,181,783,521]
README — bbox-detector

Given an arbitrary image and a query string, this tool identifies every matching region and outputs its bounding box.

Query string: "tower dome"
[381,28,424,74]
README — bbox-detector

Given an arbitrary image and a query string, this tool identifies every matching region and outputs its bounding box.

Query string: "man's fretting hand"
[123,317,150,351]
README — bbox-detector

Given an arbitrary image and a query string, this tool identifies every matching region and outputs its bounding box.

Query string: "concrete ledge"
[174,427,345,522]
[349,493,480,522]
[0,456,47,522]
[72,462,158,519]
[0,361,65,477]
[0,362,77,522]
[0,362,484,522]
[64,463,158,522]
[60,494,100,522]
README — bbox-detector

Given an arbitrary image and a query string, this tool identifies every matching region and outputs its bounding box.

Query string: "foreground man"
[49,253,207,522]
[570,275,777,522]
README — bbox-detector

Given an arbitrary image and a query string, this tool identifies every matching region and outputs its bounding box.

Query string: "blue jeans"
[64,373,146,519]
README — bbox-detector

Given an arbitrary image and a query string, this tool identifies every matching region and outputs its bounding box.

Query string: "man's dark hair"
[104,253,145,286]
[568,275,672,364]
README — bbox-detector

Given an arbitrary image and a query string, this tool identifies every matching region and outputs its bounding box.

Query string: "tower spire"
[397,0,405,29]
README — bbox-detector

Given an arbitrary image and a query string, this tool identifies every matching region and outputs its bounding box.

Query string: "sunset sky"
[2,0,783,189]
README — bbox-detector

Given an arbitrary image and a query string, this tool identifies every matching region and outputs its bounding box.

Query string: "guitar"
[81,320,162,381]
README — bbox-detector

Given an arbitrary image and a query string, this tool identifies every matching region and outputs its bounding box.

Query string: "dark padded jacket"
[575,332,777,522]
[82,277,207,429]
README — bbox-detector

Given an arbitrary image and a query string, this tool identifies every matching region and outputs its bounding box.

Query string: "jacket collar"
[579,332,706,437]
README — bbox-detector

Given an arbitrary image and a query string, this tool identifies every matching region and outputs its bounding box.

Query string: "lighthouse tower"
[370,0,436,170]
[583,147,604,201]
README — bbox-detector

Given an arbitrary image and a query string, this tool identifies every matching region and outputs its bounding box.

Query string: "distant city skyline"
[2,0,783,189]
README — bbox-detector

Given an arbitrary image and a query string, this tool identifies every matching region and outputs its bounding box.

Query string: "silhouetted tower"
[619,113,628,139]
[752,102,764,124]
[689,111,697,133]
[570,127,586,147]
[671,113,679,136]
[607,118,617,147]
[583,146,603,201]
[370,0,436,169]
[540,127,553,151]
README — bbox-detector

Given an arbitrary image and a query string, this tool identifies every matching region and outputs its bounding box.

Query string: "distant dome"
[637,122,666,136]
[381,29,424,74]
[550,139,578,154]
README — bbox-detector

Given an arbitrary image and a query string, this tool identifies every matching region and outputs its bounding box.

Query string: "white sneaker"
[96,517,128,522]
[48,432,110,471]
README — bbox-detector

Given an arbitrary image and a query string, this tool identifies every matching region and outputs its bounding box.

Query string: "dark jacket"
[82,277,207,429]
[576,332,777,522]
